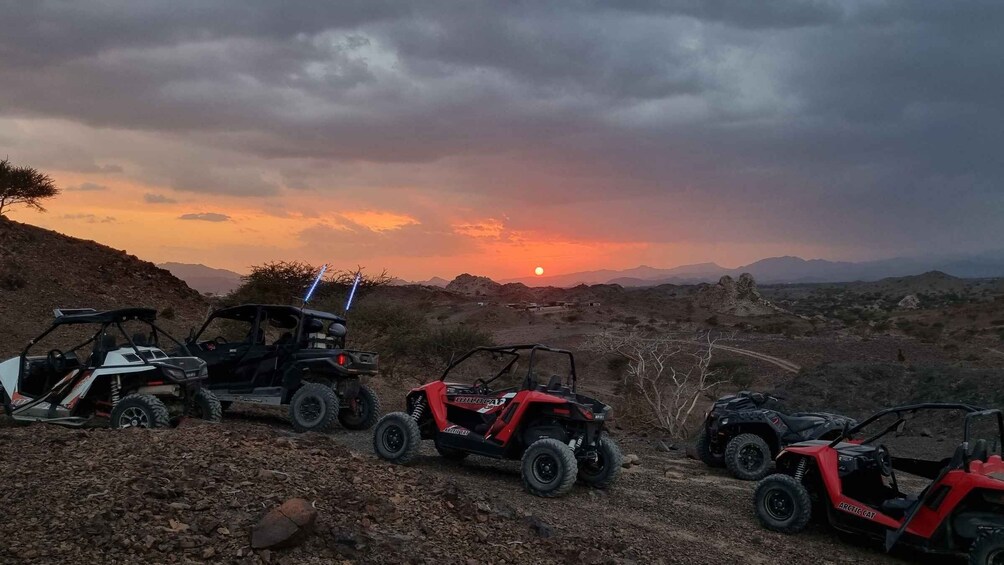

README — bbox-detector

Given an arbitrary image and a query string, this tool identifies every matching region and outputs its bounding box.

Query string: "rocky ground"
[0,409,957,565]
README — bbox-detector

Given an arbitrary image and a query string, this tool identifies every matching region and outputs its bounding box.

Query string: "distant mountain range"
[501,251,1004,287]
[158,262,243,295]
[162,250,1004,295]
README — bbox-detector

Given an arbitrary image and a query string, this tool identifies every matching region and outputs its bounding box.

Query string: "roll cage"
[439,344,577,392]
[190,304,347,349]
[24,308,190,371]
[828,402,1001,449]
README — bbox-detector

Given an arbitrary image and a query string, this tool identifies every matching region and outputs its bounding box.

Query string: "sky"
[1,1,1002,280]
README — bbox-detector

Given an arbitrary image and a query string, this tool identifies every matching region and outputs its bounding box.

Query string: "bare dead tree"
[593,331,728,437]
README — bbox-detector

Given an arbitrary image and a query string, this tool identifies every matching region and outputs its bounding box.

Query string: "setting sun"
[534,266,544,276]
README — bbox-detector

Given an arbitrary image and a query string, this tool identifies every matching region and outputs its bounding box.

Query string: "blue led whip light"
[303,264,328,305]
[344,272,362,312]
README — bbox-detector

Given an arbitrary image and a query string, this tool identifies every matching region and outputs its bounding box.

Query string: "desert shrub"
[705,315,719,326]
[347,300,493,383]
[229,261,390,306]
[160,306,176,320]
[0,266,26,290]
[710,359,754,388]
[591,332,728,437]
[562,314,580,323]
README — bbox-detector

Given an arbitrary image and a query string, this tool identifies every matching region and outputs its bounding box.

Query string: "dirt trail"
[664,339,802,374]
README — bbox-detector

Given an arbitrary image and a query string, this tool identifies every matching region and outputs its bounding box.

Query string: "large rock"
[897,294,920,309]
[694,273,778,316]
[250,498,317,549]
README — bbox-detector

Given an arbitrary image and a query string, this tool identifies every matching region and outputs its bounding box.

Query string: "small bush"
[160,306,176,320]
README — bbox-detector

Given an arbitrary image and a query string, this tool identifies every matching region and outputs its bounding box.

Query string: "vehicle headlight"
[198,365,208,378]
[163,367,186,380]
[720,417,729,425]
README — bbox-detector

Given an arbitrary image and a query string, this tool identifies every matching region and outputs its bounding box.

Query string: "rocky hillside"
[444,273,501,296]
[0,218,210,355]
[694,273,778,316]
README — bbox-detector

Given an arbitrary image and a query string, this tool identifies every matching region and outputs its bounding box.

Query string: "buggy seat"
[780,413,826,433]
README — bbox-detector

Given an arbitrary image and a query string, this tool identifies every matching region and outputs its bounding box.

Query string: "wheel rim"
[382,424,405,454]
[120,406,149,428]
[763,488,795,522]
[989,547,1004,565]
[739,444,765,471]
[296,395,324,427]
[532,453,560,484]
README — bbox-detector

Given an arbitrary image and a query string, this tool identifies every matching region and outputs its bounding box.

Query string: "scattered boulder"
[525,515,553,538]
[250,498,317,549]
[897,294,920,309]
[621,454,640,468]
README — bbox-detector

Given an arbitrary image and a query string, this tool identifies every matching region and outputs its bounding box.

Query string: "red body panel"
[782,445,1004,538]
[413,381,571,447]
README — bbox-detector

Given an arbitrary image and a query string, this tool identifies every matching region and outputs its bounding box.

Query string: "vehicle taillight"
[337,354,348,366]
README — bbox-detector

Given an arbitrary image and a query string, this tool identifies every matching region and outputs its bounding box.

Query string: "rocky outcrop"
[897,294,920,309]
[695,273,777,316]
[445,273,502,296]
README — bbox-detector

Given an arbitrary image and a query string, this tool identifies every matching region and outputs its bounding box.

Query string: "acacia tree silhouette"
[0,158,59,216]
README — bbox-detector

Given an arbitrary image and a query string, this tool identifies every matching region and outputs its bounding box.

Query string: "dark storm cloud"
[0,1,1001,255]
[67,182,108,192]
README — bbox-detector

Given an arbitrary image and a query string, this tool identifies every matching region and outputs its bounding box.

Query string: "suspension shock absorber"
[410,396,426,421]
[110,375,121,407]
[794,457,808,482]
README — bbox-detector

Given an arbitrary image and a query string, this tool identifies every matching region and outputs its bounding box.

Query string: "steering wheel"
[472,378,490,394]
[876,445,894,476]
[47,349,68,374]
[213,336,228,344]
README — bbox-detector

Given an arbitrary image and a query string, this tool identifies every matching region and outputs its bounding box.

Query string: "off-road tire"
[754,473,812,534]
[726,433,773,480]
[188,388,223,422]
[110,394,171,429]
[969,529,1004,565]
[695,428,725,467]
[577,435,623,489]
[1,385,11,417]
[373,412,422,464]
[338,384,381,430]
[521,438,578,497]
[435,439,470,461]
[289,383,340,433]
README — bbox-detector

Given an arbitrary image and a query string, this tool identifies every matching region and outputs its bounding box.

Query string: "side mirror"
[186,327,196,343]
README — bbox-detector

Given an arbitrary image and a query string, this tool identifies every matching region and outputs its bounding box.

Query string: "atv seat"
[970,439,990,464]
[780,414,824,433]
[474,412,498,435]
[880,495,918,519]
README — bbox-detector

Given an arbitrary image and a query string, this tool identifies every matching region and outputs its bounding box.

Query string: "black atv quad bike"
[182,304,379,433]
[696,391,855,480]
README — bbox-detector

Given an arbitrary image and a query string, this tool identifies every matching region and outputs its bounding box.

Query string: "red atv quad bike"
[754,403,1004,564]
[372,345,622,497]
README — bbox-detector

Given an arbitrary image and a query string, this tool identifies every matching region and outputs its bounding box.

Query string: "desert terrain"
[2,217,1003,564]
